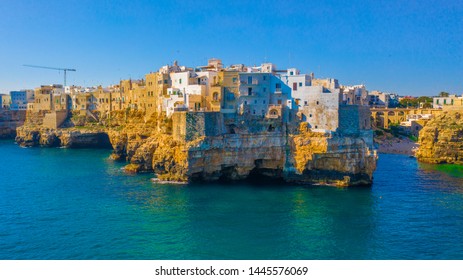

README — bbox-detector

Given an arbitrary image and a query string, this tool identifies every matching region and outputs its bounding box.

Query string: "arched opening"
[375,111,384,127]
[213,92,219,101]
[398,111,405,121]
[228,124,236,134]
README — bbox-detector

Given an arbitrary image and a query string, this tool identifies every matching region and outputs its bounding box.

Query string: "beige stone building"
[433,94,463,110]
[1,94,11,109]
[219,70,240,113]
[32,85,64,112]
[95,86,112,113]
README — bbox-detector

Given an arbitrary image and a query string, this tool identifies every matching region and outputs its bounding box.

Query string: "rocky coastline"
[416,110,463,164]
[15,110,377,186]
[375,136,418,156]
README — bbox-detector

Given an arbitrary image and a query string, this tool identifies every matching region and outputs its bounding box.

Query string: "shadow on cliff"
[67,132,113,149]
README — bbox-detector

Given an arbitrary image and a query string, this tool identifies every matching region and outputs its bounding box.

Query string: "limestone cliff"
[15,109,377,186]
[416,111,463,164]
[185,128,376,186]
[0,110,26,139]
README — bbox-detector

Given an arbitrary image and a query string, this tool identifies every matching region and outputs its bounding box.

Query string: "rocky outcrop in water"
[16,109,377,186]
[416,110,463,164]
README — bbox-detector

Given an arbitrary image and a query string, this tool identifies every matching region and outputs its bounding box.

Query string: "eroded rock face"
[416,111,463,164]
[182,123,376,186]
[287,124,376,186]
[16,109,377,186]
[16,126,112,148]
[0,110,26,139]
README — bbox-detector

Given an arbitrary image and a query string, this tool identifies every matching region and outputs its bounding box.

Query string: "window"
[304,101,308,105]
[263,76,267,81]
[316,101,319,105]
[293,83,297,91]
[248,88,252,95]
[299,82,302,87]
[263,87,266,92]
[232,77,237,83]
[309,114,312,117]
[253,110,256,114]
[179,78,182,84]
[444,99,447,105]
[290,71,294,75]
[277,99,282,105]
[244,101,248,105]
[263,100,266,104]
[276,83,281,89]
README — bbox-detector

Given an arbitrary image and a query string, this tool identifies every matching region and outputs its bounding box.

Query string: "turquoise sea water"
[1,140,462,259]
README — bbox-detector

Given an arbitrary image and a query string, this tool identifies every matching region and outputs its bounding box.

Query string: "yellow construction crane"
[23,64,76,87]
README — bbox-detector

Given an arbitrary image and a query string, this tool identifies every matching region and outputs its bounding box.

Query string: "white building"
[433,95,462,109]
[341,85,368,105]
[279,68,312,108]
[237,72,273,117]
[164,88,186,116]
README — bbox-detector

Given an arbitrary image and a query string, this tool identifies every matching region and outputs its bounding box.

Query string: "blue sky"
[1,0,462,96]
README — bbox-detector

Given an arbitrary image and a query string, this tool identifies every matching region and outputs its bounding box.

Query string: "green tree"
[398,96,433,108]
[399,97,418,108]
[417,96,433,108]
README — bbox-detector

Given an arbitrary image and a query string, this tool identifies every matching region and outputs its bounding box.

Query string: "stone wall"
[303,87,339,131]
[172,111,225,141]
[338,105,371,135]
[42,110,69,129]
